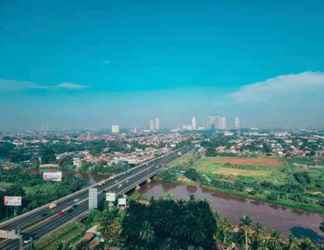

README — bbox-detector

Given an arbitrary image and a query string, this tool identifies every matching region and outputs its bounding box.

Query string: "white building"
[220,117,226,130]
[234,117,240,130]
[155,117,160,130]
[149,120,155,131]
[192,116,197,130]
[207,115,226,129]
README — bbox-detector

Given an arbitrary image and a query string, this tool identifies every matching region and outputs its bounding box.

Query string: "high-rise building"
[149,119,155,131]
[111,125,120,134]
[207,115,226,129]
[234,117,240,130]
[192,116,197,130]
[155,117,160,130]
[220,116,226,130]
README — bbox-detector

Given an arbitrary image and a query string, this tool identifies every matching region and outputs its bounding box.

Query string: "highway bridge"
[0,145,192,250]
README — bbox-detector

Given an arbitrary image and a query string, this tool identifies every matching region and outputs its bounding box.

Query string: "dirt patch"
[214,167,269,177]
[209,157,282,167]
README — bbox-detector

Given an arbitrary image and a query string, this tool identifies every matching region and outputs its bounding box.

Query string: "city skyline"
[1,1,324,130]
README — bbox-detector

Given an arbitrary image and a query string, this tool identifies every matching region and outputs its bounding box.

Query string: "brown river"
[139,181,324,240]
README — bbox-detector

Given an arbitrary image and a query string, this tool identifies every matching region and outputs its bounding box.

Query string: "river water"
[139,181,324,240]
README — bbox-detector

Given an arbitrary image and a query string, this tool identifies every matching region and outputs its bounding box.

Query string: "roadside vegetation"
[159,152,324,214]
[0,167,86,221]
[39,197,324,250]
[33,221,86,250]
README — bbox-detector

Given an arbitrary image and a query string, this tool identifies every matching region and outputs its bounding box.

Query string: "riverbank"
[158,176,324,215]
[138,180,324,240]
[161,153,324,215]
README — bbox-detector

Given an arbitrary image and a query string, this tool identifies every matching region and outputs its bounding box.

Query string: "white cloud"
[231,72,324,102]
[56,82,88,89]
[227,72,324,128]
[0,79,88,91]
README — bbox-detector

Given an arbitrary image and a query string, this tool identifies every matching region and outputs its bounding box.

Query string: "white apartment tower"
[192,116,197,130]
[149,119,155,131]
[234,117,240,130]
[220,116,226,130]
[155,117,160,130]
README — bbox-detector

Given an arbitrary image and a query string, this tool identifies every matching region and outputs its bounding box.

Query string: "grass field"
[194,157,285,181]
[161,153,324,214]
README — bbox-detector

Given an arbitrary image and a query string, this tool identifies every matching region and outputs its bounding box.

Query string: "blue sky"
[1,0,324,130]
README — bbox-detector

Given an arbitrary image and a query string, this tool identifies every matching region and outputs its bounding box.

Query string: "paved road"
[0,146,192,250]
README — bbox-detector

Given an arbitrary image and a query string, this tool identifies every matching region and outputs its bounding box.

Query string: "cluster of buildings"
[60,133,189,167]
[149,117,160,131]
[209,130,324,158]
[105,115,241,133]
[179,115,240,131]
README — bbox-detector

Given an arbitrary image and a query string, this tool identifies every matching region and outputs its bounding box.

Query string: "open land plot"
[212,167,270,177]
[208,157,283,167]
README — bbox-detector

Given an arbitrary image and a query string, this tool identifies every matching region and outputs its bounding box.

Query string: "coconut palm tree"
[139,221,155,247]
[286,235,300,250]
[239,216,253,250]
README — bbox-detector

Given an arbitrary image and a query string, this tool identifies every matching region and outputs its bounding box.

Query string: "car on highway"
[23,234,33,245]
[57,211,65,217]
[73,198,80,203]
[66,207,74,213]
[48,202,57,209]
[41,211,49,217]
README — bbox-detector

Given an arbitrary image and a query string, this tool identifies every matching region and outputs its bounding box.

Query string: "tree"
[40,147,56,164]
[73,240,89,250]
[56,241,72,250]
[320,221,324,233]
[240,216,253,250]
[121,199,217,250]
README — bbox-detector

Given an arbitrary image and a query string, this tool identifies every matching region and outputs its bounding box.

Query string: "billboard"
[106,192,116,202]
[112,125,120,134]
[43,171,62,182]
[4,196,22,207]
[0,230,18,240]
[118,198,127,206]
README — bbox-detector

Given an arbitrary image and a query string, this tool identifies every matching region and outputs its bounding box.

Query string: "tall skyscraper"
[192,116,197,130]
[149,119,155,131]
[234,117,240,130]
[220,116,226,130]
[155,117,160,130]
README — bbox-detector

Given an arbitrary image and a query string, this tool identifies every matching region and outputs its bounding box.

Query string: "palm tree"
[239,216,253,250]
[56,241,72,250]
[250,223,263,250]
[287,235,300,250]
[139,221,155,246]
[265,231,283,250]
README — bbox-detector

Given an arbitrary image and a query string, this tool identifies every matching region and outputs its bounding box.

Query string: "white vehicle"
[73,198,80,203]
[48,203,57,209]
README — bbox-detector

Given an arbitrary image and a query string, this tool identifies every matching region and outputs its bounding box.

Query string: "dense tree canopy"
[121,197,217,250]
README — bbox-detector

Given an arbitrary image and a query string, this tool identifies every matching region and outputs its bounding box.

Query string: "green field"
[160,153,324,214]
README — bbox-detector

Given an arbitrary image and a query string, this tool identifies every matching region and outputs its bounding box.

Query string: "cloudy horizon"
[1,1,324,131]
